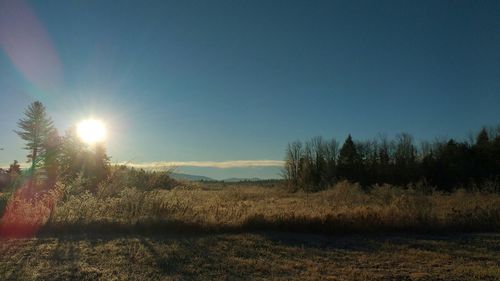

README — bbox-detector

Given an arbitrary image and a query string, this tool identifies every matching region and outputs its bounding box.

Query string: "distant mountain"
[169,173,215,181]
[169,172,267,182]
[221,177,263,182]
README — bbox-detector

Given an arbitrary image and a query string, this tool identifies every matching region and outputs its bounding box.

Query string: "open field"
[2,180,497,236]
[0,232,498,281]
[1,181,498,280]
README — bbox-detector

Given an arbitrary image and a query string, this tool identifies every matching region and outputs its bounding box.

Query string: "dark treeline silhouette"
[284,126,500,192]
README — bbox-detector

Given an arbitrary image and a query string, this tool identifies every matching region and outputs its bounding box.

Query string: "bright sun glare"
[77,119,107,144]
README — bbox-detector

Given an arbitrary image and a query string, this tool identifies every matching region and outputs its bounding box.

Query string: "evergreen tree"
[494,135,500,192]
[91,143,111,189]
[337,135,362,182]
[473,128,494,184]
[15,101,54,189]
[59,126,110,190]
[43,128,62,188]
[476,128,490,147]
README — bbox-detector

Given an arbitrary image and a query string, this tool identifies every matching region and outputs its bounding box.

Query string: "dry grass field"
[0,232,498,280]
[7,180,497,235]
[0,179,499,280]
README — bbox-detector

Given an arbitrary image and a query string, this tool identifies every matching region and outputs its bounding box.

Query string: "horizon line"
[1,160,285,170]
[115,160,285,169]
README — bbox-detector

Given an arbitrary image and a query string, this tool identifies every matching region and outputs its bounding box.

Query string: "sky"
[0,0,499,179]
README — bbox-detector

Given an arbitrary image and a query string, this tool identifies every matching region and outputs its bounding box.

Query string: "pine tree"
[91,143,110,188]
[476,128,490,147]
[59,126,83,181]
[43,128,62,188]
[15,101,54,189]
[337,135,362,182]
[473,128,494,184]
[59,126,110,189]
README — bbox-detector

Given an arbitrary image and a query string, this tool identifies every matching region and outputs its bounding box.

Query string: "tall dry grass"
[49,180,500,234]
[0,179,498,236]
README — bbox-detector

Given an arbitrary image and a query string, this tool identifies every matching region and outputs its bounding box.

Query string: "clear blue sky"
[0,0,499,179]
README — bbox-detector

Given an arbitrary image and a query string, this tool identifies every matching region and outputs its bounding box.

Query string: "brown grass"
[1,180,497,236]
[0,232,498,280]
[0,181,498,280]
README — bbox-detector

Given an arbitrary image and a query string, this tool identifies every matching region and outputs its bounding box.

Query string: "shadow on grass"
[5,239,40,280]
[261,231,381,251]
[0,231,498,281]
[139,237,179,274]
[0,212,497,239]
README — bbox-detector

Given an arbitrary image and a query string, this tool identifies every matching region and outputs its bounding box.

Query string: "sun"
[77,119,107,144]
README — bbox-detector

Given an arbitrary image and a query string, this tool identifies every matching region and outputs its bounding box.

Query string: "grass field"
[0,179,499,280]
[0,232,498,280]
[11,180,498,235]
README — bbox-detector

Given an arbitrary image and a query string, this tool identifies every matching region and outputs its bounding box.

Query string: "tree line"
[0,101,110,193]
[284,127,500,192]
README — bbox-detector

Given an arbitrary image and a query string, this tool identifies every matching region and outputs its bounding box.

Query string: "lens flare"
[77,119,106,144]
